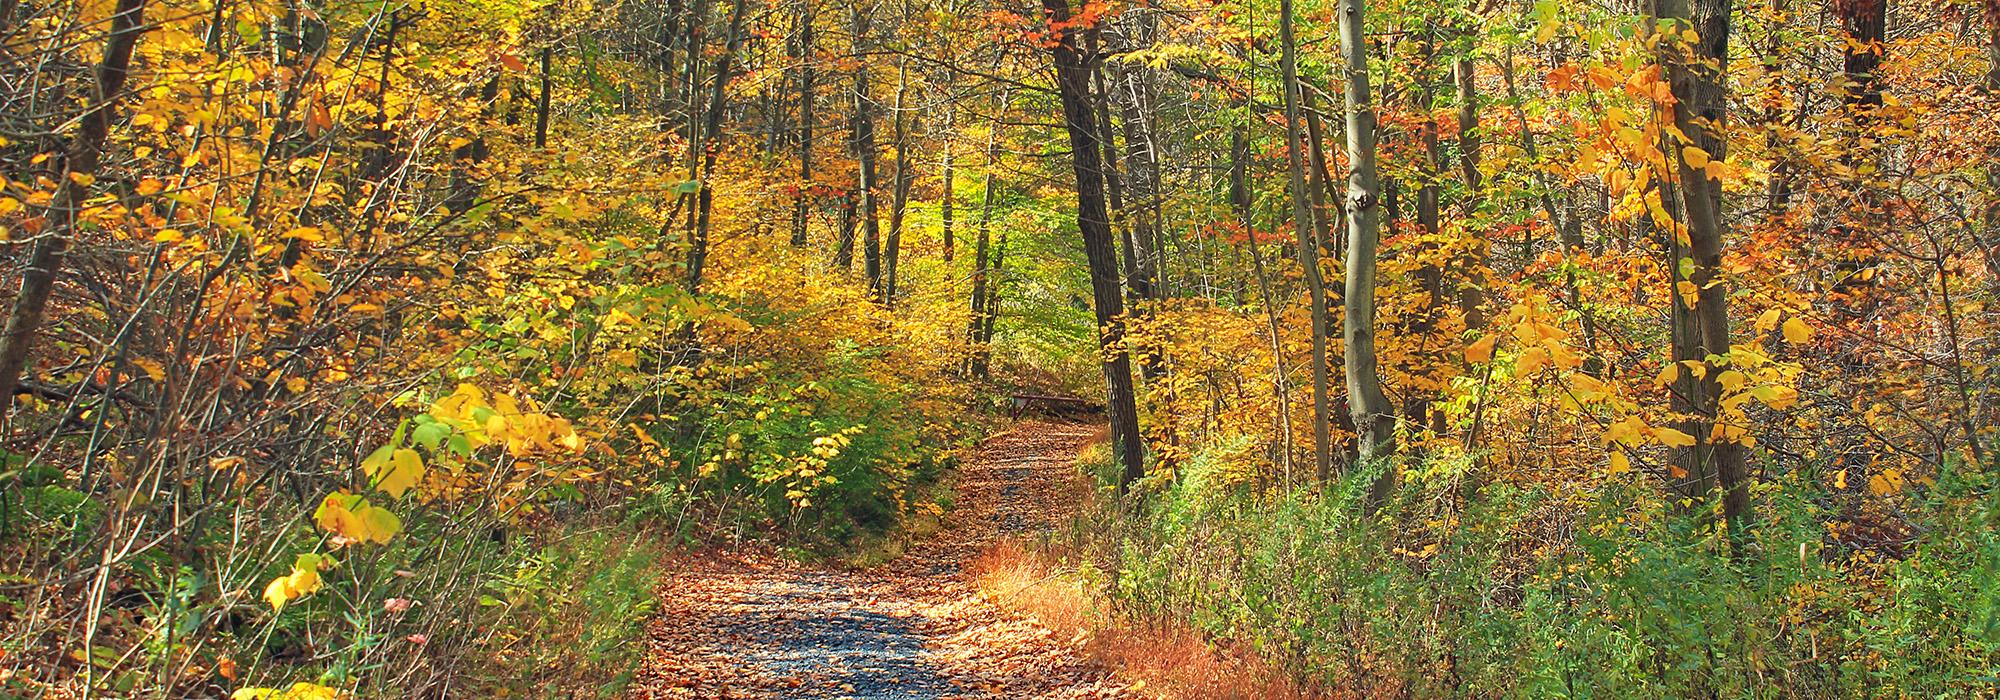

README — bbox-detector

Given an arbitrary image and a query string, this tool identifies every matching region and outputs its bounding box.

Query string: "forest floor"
[627,420,1140,699]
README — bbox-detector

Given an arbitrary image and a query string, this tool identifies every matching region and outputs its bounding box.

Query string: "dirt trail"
[629,421,1134,699]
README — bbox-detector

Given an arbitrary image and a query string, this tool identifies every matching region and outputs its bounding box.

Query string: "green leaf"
[411,422,450,451]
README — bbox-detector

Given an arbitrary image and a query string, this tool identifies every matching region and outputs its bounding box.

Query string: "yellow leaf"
[68,172,96,187]
[283,227,323,242]
[372,448,425,498]
[132,358,166,381]
[286,377,308,393]
[1653,427,1698,448]
[1603,415,1648,447]
[1715,370,1747,393]
[263,554,329,610]
[1867,468,1904,496]
[1782,317,1812,344]
[1755,308,1782,333]
[232,683,347,700]
[1608,450,1632,475]
[314,492,401,544]
[1681,145,1711,169]
[1463,335,1498,364]
[1711,420,1753,446]
[1749,385,1798,410]
[1518,346,1551,376]
[1653,362,1679,387]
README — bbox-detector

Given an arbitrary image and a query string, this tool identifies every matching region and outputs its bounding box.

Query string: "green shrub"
[1075,447,2000,698]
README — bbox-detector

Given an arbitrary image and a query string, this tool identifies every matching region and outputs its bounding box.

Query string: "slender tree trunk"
[1091,64,1138,305]
[884,61,913,305]
[1338,0,1397,485]
[684,0,749,293]
[1301,88,1340,256]
[791,0,816,247]
[1044,0,1146,494]
[1234,123,1297,482]
[940,101,956,262]
[536,45,553,147]
[1112,56,1163,306]
[1112,62,1166,380]
[1498,45,1601,368]
[968,93,1006,377]
[983,227,1008,346]
[1279,0,1336,481]
[1405,28,1449,434]
[1453,45,1486,330]
[1651,0,1750,533]
[851,5,884,293]
[0,0,149,408]
[1836,0,1887,109]
[1984,2,2000,289]
[1832,0,1888,296]
[836,189,858,268]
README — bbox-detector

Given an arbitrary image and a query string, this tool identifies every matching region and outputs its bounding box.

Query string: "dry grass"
[971,539,1320,700]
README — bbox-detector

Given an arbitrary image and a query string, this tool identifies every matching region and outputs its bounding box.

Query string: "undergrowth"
[1061,442,2000,698]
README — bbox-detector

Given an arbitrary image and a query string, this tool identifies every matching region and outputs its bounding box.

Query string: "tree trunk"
[967,120,1000,377]
[1985,2,2000,289]
[0,0,148,408]
[940,101,956,262]
[884,61,912,305]
[1234,123,1298,482]
[536,46,553,147]
[835,189,858,268]
[684,0,749,293]
[1278,0,1336,481]
[1044,0,1146,495]
[1453,45,1486,330]
[851,4,884,294]
[1112,62,1163,306]
[1651,0,1750,533]
[1406,27,1448,435]
[1835,0,1887,109]
[1338,0,1397,485]
[791,0,816,247]
[1301,87,1341,256]
[1091,64,1138,305]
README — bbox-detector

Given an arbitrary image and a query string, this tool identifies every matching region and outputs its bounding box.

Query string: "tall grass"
[1066,444,2000,698]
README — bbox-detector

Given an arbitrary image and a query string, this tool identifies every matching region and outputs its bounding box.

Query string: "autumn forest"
[2,0,1998,696]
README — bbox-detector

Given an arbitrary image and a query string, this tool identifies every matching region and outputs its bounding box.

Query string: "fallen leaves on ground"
[629,421,1140,699]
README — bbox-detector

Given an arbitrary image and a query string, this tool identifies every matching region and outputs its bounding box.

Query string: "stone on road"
[629,421,1134,699]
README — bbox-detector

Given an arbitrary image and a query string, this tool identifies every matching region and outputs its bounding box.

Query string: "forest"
[1,0,1998,695]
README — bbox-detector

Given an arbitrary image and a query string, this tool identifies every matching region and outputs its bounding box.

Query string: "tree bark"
[1234,123,1298,482]
[851,5,884,294]
[1278,0,1336,481]
[1835,0,1886,109]
[536,46,553,147]
[1651,0,1750,533]
[967,110,1001,377]
[1044,0,1146,494]
[684,0,749,293]
[1338,0,1397,485]
[940,101,956,262]
[1453,44,1486,330]
[0,0,149,408]
[1985,2,2000,288]
[884,60,913,305]
[791,0,816,247]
